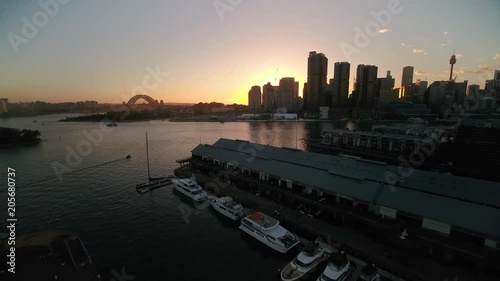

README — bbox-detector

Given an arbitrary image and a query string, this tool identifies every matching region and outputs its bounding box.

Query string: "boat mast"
[146,133,151,180]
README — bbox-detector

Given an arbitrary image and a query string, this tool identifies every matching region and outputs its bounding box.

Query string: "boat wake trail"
[29,157,130,185]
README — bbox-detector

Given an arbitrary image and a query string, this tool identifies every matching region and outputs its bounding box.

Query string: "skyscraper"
[377,70,395,92]
[485,71,500,103]
[305,51,328,112]
[354,64,378,109]
[401,66,414,87]
[494,70,500,80]
[278,77,295,111]
[262,82,278,111]
[248,86,261,111]
[331,62,350,108]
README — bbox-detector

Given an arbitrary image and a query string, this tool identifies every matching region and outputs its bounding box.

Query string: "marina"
[2,116,499,281]
[174,136,500,281]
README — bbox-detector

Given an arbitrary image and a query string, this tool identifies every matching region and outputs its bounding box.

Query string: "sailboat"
[136,133,172,194]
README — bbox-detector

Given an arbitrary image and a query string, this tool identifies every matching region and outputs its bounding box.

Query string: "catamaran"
[136,133,172,194]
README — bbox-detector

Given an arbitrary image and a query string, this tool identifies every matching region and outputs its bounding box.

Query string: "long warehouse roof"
[192,138,500,239]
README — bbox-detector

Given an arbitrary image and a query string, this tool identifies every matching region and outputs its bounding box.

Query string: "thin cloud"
[494,54,500,60]
[454,65,494,75]
[378,28,390,34]
[440,40,451,47]
[415,71,428,75]
[444,31,448,35]
[413,48,426,53]
[455,53,463,58]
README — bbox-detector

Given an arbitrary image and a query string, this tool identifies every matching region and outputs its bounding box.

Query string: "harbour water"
[0,115,394,280]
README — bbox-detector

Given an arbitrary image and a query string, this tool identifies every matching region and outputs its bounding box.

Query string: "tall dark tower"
[306,51,328,112]
[449,51,457,81]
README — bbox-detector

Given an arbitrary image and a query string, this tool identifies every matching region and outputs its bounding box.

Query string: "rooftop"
[192,138,500,239]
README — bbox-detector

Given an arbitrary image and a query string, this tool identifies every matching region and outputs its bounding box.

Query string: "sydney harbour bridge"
[125,94,163,109]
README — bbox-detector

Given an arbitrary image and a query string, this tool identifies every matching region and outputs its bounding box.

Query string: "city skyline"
[1,0,500,105]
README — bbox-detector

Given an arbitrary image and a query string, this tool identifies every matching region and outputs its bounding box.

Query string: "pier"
[177,167,487,281]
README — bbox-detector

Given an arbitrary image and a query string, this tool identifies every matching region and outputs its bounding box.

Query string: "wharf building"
[190,138,500,272]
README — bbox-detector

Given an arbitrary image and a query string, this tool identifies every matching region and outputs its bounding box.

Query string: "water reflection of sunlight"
[247,121,309,150]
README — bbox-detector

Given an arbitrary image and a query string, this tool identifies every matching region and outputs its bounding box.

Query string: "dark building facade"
[305,51,328,112]
[331,62,350,108]
[354,64,378,109]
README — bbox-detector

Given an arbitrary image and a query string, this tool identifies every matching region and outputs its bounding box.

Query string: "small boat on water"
[281,241,331,281]
[239,212,299,253]
[106,122,117,127]
[317,252,352,281]
[209,196,244,220]
[172,175,208,202]
[136,133,172,194]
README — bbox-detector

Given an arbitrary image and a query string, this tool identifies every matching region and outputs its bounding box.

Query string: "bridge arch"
[127,95,159,108]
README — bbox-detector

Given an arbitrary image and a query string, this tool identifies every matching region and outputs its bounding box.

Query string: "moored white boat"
[317,252,352,281]
[209,196,244,220]
[172,176,208,201]
[281,241,331,281]
[239,212,299,253]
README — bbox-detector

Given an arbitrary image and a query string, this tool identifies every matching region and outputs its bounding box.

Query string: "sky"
[1,0,500,105]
